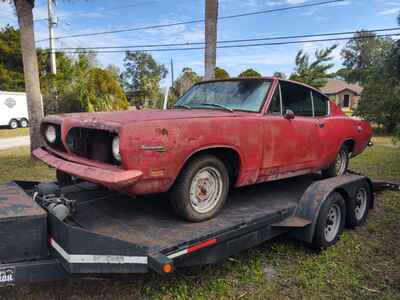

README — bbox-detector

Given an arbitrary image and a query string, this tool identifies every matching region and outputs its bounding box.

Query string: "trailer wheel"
[322,145,349,178]
[346,182,371,228]
[19,118,29,128]
[170,155,229,222]
[9,119,18,129]
[313,192,346,249]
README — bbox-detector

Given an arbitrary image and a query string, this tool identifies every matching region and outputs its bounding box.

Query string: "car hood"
[44,109,237,128]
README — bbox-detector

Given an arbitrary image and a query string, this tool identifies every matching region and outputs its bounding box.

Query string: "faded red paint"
[33,78,372,197]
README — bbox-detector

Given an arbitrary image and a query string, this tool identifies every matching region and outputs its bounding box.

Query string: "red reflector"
[187,239,217,253]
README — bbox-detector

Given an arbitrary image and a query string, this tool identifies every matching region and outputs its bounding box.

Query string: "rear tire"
[346,182,371,228]
[170,155,229,222]
[19,118,29,128]
[9,119,18,129]
[322,145,349,178]
[313,192,346,249]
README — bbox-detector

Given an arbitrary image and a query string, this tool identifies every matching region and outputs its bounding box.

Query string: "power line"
[35,0,345,43]
[46,32,400,54]
[50,27,400,50]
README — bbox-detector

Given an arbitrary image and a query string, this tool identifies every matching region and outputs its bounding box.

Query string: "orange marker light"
[163,263,173,274]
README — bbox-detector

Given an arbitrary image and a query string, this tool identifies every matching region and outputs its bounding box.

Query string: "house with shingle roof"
[319,79,363,111]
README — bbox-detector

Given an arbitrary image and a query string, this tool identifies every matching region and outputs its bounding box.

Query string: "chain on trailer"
[33,182,77,221]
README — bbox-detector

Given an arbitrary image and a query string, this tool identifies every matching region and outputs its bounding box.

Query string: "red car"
[34,78,372,222]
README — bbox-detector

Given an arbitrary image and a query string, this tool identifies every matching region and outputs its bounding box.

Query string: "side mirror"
[284,109,295,120]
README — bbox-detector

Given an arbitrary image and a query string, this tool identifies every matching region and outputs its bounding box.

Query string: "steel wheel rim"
[10,121,17,129]
[20,120,27,127]
[190,166,223,214]
[324,203,341,242]
[335,150,347,176]
[355,187,367,220]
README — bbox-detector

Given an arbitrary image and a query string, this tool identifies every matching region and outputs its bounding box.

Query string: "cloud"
[379,7,400,15]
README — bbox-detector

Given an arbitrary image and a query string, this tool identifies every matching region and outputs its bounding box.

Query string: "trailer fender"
[291,174,373,243]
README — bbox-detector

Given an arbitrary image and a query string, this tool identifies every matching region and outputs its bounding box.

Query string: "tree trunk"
[204,0,218,80]
[14,0,43,155]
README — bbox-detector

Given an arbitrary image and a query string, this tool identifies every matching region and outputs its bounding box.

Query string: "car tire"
[322,145,349,178]
[9,119,18,129]
[19,118,29,128]
[313,192,346,249]
[170,154,229,222]
[346,182,371,228]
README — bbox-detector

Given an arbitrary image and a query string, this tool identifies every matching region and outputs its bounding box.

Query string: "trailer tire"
[9,119,18,129]
[19,118,29,128]
[322,145,349,178]
[346,182,371,228]
[313,192,346,249]
[170,154,229,222]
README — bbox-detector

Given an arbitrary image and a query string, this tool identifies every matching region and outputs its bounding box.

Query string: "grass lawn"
[0,141,399,300]
[0,128,29,139]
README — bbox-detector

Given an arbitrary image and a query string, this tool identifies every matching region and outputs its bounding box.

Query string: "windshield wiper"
[195,103,234,112]
[173,104,191,109]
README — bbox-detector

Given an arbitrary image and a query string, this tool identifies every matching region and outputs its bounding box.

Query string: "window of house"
[343,94,350,108]
[312,92,328,116]
[267,85,281,114]
[280,81,313,117]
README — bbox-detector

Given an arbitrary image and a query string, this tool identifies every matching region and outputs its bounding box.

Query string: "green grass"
[0,128,29,139]
[0,144,399,299]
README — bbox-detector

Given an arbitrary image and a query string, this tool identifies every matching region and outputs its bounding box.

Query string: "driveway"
[0,136,30,150]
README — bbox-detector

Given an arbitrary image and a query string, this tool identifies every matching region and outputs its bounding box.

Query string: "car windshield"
[174,80,272,112]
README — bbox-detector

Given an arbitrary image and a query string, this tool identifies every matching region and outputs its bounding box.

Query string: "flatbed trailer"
[0,173,398,287]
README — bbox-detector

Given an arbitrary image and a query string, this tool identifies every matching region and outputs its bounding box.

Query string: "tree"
[273,71,286,79]
[11,0,43,154]
[73,68,129,112]
[122,51,167,107]
[204,0,218,80]
[214,67,229,79]
[0,25,24,91]
[289,44,337,88]
[168,67,202,107]
[341,31,392,85]
[238,68,261,77]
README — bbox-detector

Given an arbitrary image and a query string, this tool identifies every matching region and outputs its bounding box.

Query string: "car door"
[280,81,323,170]
[260,83,299,178]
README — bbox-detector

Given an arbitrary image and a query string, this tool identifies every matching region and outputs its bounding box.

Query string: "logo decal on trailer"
[0,267,15,286]
[4,98,16,108]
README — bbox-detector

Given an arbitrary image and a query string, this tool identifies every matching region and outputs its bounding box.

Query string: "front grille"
[66,127,120,165]
[41,123,66,152]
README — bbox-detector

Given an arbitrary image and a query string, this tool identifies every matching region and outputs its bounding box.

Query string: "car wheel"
[313,192,346,249]
[322,145,349,178]
[9,119,18,129]
[346,182,371,228]
[19,118,29,128]
[170,155,229,222]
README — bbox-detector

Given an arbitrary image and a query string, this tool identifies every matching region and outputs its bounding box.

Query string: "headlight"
[45,125,57,144]
[112,136,121,161]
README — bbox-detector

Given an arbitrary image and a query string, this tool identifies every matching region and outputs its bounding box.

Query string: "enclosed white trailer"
[0,91,29,129]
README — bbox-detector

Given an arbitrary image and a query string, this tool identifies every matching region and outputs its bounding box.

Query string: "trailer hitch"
[33,182,77,221]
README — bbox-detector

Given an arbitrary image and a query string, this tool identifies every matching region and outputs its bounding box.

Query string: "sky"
[1,0,399,87]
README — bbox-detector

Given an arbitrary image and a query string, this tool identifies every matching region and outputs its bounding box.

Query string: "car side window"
[280,81,313,117]
[312,92,329,116]
[267,85,281,114]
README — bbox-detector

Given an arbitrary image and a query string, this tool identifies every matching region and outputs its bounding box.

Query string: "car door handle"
[316,122,325,128]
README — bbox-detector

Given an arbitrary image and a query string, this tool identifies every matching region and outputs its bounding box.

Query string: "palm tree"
[204,0,218,80]
[7,0,43,155]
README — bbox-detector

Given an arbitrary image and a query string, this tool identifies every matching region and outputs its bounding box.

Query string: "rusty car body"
[33,77,372,221]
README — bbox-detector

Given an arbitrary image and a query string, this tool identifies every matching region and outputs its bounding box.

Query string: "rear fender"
[291,175,373,243]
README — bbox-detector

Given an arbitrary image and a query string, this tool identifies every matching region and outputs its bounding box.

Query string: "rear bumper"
[33,147,142,189]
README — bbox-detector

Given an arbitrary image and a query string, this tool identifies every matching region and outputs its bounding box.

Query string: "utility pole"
[170,58,174,87]
[204,0,218,80]
[47,0,57,74]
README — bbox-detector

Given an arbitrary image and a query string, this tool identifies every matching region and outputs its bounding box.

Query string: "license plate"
[0,267,15,287]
